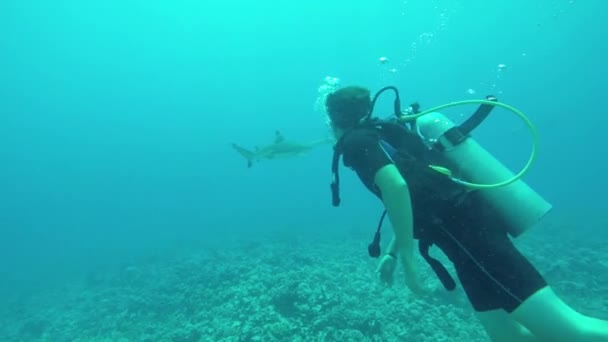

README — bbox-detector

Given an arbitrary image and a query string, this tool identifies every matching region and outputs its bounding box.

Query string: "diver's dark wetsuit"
[340,125,547,313]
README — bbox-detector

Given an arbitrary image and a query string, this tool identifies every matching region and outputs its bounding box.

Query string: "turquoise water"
[0,1,606,341]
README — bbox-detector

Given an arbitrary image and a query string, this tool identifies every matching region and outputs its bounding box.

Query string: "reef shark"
[231,131,333,168]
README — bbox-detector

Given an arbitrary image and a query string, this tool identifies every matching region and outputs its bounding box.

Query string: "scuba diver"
[326,85,608,341]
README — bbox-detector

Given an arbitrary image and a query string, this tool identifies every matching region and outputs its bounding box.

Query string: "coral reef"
[0,225,606,341]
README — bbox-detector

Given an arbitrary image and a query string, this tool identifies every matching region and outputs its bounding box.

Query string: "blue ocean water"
[0,1,606,341]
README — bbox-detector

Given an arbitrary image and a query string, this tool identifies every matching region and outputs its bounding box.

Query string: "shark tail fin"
[231,143,255,168]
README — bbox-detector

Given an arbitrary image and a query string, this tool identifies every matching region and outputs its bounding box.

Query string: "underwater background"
[0,0,606,341]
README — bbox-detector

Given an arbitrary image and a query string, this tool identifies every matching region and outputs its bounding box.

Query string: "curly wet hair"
[325,86,372,129]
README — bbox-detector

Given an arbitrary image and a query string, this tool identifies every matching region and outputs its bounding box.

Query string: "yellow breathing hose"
[400,99,539,189]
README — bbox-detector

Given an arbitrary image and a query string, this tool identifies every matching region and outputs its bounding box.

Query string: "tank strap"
[418,239,457,291]
[434,95,498,151]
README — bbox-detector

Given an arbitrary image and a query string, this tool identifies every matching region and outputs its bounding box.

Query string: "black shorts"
[421,201,547,313]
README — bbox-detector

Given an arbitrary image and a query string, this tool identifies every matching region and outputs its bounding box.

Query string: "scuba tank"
[415,109,552,237]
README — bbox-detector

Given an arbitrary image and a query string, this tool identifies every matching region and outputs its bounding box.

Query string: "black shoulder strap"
[330,120,396,207]
[330,141,343,207]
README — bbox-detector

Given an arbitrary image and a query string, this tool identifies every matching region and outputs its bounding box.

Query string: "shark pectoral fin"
[311,137,334,147]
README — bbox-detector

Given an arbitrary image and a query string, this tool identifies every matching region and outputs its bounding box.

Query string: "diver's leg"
[433,223,543,341]
[511,286,608,342]
[475,309,539,342]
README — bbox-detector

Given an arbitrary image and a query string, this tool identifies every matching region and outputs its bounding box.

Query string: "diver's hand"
[375,254,397,287]
[402,256,430,296]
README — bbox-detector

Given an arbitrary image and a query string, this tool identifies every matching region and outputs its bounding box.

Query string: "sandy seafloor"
[1,214,607,342]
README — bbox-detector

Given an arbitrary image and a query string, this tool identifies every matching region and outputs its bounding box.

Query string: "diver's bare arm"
[374,165,415,265]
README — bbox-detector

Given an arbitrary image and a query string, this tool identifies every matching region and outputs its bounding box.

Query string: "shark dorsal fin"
[274,130,285,143]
